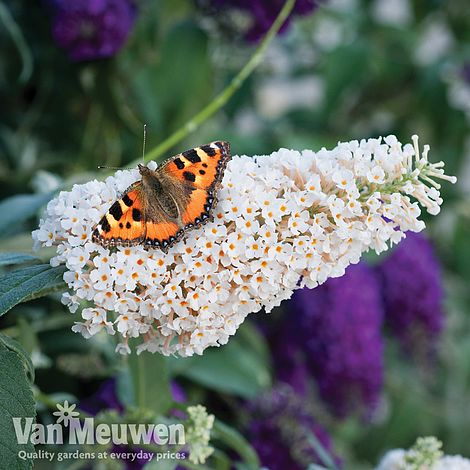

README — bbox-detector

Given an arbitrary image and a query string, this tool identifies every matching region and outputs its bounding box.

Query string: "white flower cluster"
[377,437,470,470]
[32,135,456,356]
[185,405,215,465]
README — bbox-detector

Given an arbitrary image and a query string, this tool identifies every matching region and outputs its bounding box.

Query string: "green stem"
[358,165,423,202]
[35,391,62,410]
[212,419,260,468]
[307,432,340,470]
[127,347,173,414]
[0,2,33,83]
[138,0,296,165]
[1,313,76,338]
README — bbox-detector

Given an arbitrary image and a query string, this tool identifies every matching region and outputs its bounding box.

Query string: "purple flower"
[208,0,318,41]
[269,324,310,396]
[246,385,340,469]
[378,232,444,355]
[273,263,384,418]
[49,0,136,61]
[80,377,124,415]
[171,381,186,404]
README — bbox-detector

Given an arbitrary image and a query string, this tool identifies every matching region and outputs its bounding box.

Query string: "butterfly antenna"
[97,126,147,170]
[97,165,133,170]
[142,124,147,163]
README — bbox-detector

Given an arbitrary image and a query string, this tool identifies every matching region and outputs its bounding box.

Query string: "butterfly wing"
[162,141,231,191]
[157,141,231,228]
[92,141,231,252]
[143,218,181,250]
[92,185,146,247]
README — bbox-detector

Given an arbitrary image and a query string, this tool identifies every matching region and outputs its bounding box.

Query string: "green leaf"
[170,330,271,398]
[452,218,470,282]
[133,22,212,141]
[127,349,173,415]
[0,332,34,382]
[0,2,33,83]
[237,321,271,366]
[307,433,340,470]
[0,192,54,237]
[0,264,67,317]
[322,41,371,114]
[156,22,211,115]
[209,449,232,470]
[0,234,41,254]
[0,344,36,469]
[17,317,39,357]
[212,419,260,469]
[0,252,40,266]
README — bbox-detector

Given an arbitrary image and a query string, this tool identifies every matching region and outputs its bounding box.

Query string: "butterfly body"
[92,141,230,251]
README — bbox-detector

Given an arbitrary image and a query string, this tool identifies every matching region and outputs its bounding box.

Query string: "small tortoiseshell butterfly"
[92,141,231,252]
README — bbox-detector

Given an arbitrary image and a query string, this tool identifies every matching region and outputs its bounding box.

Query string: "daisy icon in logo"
[53,400,80,427]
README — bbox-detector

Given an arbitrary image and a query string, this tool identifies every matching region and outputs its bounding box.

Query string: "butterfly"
[92,141,231,252]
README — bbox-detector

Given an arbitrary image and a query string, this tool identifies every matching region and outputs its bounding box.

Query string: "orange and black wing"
[143,219,182,251]
[92,185,146,247]
[158,141,231,228]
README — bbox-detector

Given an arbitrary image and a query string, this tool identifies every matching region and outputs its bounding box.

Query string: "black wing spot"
[122,194,133,207]
[119,222,124,228]
[174,157,185,170]
[109,201,123,221]
[183,171,196,182]
[183,149,201,163]
[132,208,142,221]
[200,145,216,157]
[199,170,206,175]
[202,163,208,168]
[100,217,111,233]
[126,222,132,229]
